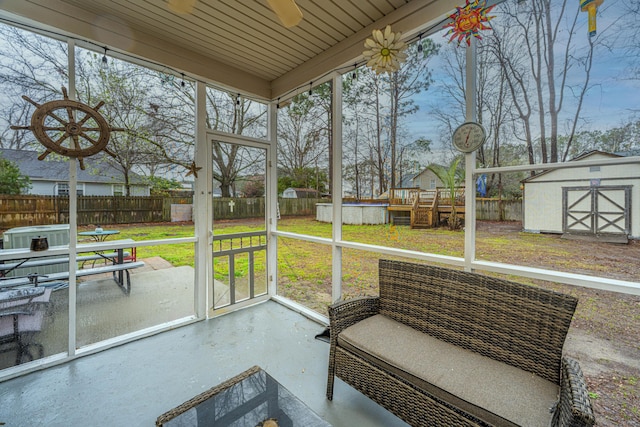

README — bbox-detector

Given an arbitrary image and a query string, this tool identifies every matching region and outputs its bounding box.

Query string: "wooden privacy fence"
[0,195,522,229]
[476,198,522,221]
[196,198,522,222]
[0,195,59,227]
[276,197,321,216]
[0,195,191,228]
[0,195,325,228]
[212,197,323,219]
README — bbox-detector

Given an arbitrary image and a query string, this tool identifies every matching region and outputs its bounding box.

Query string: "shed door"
[563,186,631,236]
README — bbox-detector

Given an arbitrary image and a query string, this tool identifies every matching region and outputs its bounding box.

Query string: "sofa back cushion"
[378,259,578,384]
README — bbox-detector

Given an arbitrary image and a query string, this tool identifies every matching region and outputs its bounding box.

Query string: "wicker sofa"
[326,259,595,426]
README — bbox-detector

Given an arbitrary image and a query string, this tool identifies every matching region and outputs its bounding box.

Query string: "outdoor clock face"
[452,121,486,153]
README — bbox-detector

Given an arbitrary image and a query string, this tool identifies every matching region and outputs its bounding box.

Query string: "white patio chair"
[0,287,52,365]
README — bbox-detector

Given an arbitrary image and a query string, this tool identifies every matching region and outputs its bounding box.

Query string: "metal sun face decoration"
[363,25,408,75]
[443,0,496,46]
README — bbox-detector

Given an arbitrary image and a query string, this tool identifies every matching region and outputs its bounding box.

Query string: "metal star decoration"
[185,161,202,178]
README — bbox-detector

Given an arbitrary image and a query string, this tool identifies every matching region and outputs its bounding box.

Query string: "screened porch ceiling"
[1,0,455,100]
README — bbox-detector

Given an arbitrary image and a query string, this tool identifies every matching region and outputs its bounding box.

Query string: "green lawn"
[87,218,640,317]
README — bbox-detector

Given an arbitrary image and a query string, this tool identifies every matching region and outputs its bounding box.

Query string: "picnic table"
[0,240,144,295]
[78,229,120,242]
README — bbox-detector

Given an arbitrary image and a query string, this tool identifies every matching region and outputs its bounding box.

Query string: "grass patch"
[83,218,640,339]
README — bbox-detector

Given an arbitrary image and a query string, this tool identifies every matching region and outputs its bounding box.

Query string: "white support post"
[331,73,343,303]
[464,37,478,271]
[261,94,324,304]
[67,39,77,357]
[267,102,279,297]
[194,81,210,318]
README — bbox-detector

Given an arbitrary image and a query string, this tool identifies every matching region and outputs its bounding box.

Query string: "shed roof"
[521,150,625,183]
[284,187,319,197]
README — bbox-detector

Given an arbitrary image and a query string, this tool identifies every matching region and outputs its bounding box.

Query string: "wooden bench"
[327,259,595,426]
[0,252,131,272]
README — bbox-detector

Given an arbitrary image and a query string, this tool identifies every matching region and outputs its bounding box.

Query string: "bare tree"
[0,21,267,196]
[492,0,596,165]
[204,89,267,197]
[340,71,387,194]
[387,39,439,189]
[343,37,438,197]
[277,93,328,186]
[619,0,640,83]
[0,25,68,150]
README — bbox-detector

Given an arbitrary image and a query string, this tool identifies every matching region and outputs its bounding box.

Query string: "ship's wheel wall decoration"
[11,87,124,170]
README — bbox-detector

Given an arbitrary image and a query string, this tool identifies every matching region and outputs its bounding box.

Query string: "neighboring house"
[282,188,319,198]
[522,150,639,241]
[0,148,150,196]
[397,173,414,189]
[412,165,445,190]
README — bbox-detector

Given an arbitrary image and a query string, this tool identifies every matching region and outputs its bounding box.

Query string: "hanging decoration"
[580,0,604,37]
[185,161,202,178]
[443,0,496,46]
[10,87,123,170]
[362,25,408,75]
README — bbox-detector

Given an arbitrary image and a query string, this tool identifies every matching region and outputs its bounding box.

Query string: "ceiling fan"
[167,0,303,28]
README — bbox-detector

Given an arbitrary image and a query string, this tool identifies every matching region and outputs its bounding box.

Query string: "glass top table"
[156,366,331,427]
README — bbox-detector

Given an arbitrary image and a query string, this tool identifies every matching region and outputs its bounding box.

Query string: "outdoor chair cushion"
[338,314,559,427]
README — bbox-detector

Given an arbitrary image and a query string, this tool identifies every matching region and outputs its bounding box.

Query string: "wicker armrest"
[326,296,379,400]
[328,296,380,337]
[554,357,595,427]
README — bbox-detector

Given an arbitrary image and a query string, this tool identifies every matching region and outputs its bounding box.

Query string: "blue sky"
[403,0,639,156]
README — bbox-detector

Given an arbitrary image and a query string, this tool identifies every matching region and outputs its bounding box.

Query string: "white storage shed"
[522,151,640,241]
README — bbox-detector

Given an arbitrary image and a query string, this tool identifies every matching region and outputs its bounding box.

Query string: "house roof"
[413,163,446,180]
[0,0,457,100]
[0,148,147,185]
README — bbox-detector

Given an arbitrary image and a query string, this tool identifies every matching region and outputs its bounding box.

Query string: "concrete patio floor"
[0,256,196,370]
[0,299,409,426]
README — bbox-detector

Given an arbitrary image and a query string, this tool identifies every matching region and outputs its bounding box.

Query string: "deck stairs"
[410,190,438,229]
[388,188,466,229]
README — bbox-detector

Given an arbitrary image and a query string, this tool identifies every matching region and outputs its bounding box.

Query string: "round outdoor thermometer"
[452,121,486,153]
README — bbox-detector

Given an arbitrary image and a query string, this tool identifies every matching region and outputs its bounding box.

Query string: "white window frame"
[112,184,125,196]
[56,182,84,196]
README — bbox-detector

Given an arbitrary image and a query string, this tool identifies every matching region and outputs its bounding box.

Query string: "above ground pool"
[315,203,389,225]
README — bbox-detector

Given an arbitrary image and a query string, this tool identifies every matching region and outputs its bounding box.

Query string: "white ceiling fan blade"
[167,0,196,14]
[267,0,303,28]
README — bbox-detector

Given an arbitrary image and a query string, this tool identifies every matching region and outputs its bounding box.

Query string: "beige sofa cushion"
[338,314,559,427]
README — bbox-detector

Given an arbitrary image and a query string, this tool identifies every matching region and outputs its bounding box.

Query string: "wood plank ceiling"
[1,0,455,99]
